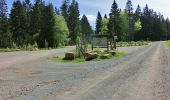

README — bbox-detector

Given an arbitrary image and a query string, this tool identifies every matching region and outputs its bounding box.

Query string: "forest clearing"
[1,0,170,100]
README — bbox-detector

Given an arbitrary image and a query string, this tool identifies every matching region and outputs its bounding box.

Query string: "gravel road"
[0,42,170,100]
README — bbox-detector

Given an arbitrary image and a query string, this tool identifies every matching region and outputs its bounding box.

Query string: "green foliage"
[68,0,81,45]
[54,14,69,47]
[11,42,18,49]
[81,14,93,42]
[120,11,129,41]
[117,41,150,47]
[165,41,170,48]
[60,0,69,22]
[108,0,122,40]
[100,18,109,35]
[10,0,28,46]
[0,0,11,47]
[134,19,142,31]
[53,51,126,63]
[40,3,55,48]
[95,11,102,34]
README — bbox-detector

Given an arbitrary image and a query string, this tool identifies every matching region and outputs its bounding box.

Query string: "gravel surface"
[0,42,170,100]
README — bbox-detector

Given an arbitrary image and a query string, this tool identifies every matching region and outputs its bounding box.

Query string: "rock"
[64,52,75,60]
[100,54,110,59]
[86,53,98,61]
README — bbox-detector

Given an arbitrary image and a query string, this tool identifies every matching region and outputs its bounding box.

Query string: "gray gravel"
[0,42,170,100]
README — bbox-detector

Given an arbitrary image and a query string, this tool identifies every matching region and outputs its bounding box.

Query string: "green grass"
[53,56,85,63]
[94,51,127,61]
[53,51,126,63]
[117,41,150,47]
[165,40,170,48]
[0,48,21,52]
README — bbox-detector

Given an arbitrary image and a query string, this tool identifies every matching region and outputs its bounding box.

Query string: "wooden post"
[107,38,109,53]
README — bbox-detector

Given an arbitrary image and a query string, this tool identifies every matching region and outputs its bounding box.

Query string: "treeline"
[1,0,170,49]
[0,0,93,48]
[96,0,170,41]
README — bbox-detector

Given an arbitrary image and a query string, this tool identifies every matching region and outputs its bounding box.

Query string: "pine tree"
[81,14,93,42]
[30,0,44,44]
[108,0,121,40]
[55,7,60,15]
[125,0,134,41]
[0,0,11,47]
[40,3,55,48]
[95,11,102,34]
[134,5,141,21]
[60,0,69,23]
[10,0,28,46]
[104,14,108,19]
[68,0,81,44]
[125,0,133,15]
[23,0,32,43]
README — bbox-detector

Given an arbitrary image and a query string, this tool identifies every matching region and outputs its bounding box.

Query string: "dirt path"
[0,46,75,70]
[0,42,170,100]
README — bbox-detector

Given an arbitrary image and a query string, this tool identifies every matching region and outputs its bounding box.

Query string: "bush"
[117,41,149,47]
[11,42,18,49]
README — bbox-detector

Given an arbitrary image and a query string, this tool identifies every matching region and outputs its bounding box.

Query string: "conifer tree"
[0,0,10,47]
[95,11,102,34]
[68,0,81,44]
[40,3,55,47]
[108,0,121,40]
[10,0,28,46]
[81,14,93,42]
[60,0,69,23]
[125,0,134,41]
[23,0,32,43]
[104,14,108,19]
[30,0,44,44]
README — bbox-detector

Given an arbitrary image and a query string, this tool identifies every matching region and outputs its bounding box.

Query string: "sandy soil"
[0,42,170,100]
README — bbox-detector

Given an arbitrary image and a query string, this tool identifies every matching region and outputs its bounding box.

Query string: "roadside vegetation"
[165,41,170,48]
[117,41,150,47]
[53,50,126,63]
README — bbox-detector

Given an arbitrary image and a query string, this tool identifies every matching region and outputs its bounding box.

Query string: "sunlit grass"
[165,41,170,48]
[53,51,126,63]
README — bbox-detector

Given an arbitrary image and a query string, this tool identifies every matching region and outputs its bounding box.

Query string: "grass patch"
[0,48,21,52]
[94,51,126,61]
[117,41,150,47]
[53,56,85,63]
[53,51,126,63]
[165,40,170,48]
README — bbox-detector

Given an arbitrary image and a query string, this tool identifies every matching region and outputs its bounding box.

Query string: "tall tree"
[108,0,122,40]
[40,3,55,47]
[54,14,69,47]
[60,0,69,23]
[125,0,134,41]
[101,18,109,35]
[10,0,28,46]
[125,0,133,15]
[0,0,11,47]
[68,0,81,44]
[81,14,93,42]
[95,11,102,34]
[23,0,32,43]
[134,5,141,21]
[30,0,44,44]
[104,14,108,19]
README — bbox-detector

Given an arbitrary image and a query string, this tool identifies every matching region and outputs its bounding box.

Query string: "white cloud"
[86,15,96,22]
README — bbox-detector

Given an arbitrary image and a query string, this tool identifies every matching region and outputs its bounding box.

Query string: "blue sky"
[6,0,170,28]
